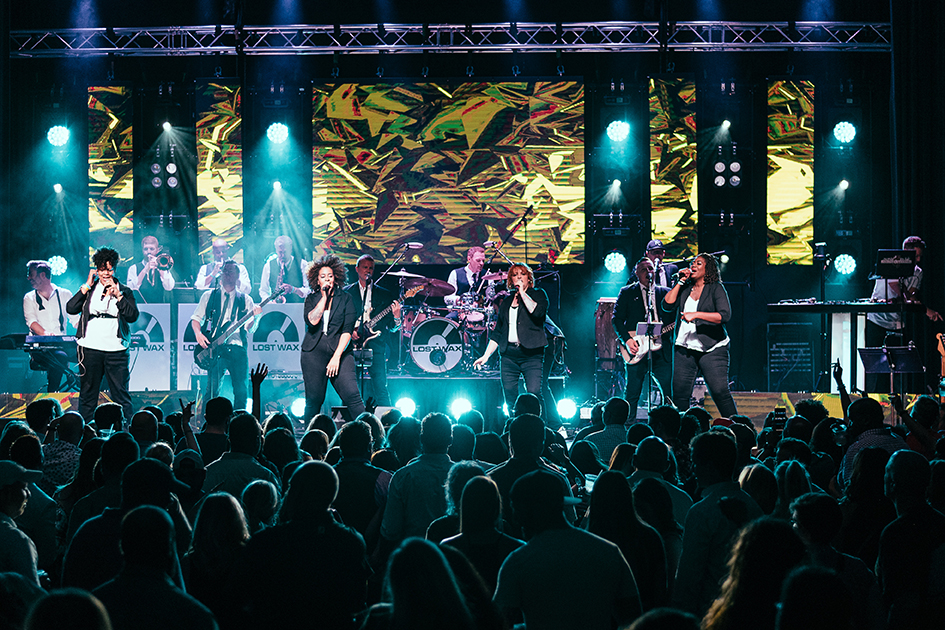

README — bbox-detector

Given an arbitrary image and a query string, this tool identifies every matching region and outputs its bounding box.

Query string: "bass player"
[612,257,673,420]
[191,261,261,405]
[344,254,402,407]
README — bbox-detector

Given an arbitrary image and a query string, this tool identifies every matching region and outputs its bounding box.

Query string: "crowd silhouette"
[1,366,945,630]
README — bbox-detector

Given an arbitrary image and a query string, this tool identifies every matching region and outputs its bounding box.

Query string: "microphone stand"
[485,205,533,267]
[373,243,413,375]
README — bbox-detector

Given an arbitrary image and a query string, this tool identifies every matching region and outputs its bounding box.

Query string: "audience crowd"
[1,368,945,630]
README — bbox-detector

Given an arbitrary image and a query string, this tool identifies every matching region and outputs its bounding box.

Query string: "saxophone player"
[260,235,309,304]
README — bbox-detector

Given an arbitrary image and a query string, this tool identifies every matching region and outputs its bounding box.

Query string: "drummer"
[445,246,487,307]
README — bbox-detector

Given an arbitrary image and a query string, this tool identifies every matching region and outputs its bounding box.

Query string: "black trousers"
[672,344,737,418]
[625,349,673,421]
[30,348,71,392]
[500,344,545,412]
[78,346,133,424]
[301,344,365,422]
[208,344,249,407]
[363,337,391,407]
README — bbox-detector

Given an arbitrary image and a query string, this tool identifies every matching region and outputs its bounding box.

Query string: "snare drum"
[401,306,433,337]
[410,317,464,373]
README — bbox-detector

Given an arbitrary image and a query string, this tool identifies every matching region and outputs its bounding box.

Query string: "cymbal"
[389,269,424,278]
[403,276,455,297]
[481,271,506,283]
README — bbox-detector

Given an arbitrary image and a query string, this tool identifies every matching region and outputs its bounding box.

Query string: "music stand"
[858,346,924,394]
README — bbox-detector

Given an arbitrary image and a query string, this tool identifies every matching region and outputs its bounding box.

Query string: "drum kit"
[390,269,502,374]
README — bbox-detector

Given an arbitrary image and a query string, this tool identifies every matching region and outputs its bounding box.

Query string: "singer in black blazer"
[474,264,548,410]
[301,255,365,422]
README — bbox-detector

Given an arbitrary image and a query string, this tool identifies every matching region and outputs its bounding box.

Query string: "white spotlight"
[721,120,732,129]
[273,181,282,191]
[162,121,172,131]
[450,398,473,419]
[53,183,63,194]
[396,397,417,417]
[839,180,850,191]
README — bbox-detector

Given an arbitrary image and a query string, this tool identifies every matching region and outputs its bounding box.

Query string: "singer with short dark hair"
[67,247,140,423]
[473,263,548,411]
[300,254,366,422]
[661,253,737,417]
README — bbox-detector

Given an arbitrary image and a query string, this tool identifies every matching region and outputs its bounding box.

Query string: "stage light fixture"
[713,175,726,187]
[611,179,622,188]
[53,183,63,194]
[834,253,857,275]
[167,176,179,188]
[450,398,473,419]
[606,120,630,143]
[396,397,417,417]
[556,398,578,421]
[162,121,172,132]
[721,120,732,129]
[150,163,161,174]
[290,398,307,418]
[714,161,726,173]
[833,121,856,144]
[151,177,162,188]
[603,250,627,274]
[729,175,741,187]
[729,161,741,173]
[839,179,850,190]
[267,122,289,144]
[166,163,177,174]
[48,256,68,276]
[47,125,70,147]
[273,181,282,191]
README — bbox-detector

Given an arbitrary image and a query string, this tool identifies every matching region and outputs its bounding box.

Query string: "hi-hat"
[389,269,424,278]
[481,271,507,282]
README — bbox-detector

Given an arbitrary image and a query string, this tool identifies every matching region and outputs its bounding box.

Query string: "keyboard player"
[24,260,79,392]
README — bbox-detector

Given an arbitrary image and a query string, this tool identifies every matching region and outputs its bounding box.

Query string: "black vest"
[203,288,248,345]
[265,256,304,303]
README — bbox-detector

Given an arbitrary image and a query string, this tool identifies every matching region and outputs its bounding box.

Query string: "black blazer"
[654,261,679,288]
[661,282,732,348]
[612,282,673,359]
[489,287,549,352]
[66,282,139,348]
[301,290,356,353]
[343,281,397,343]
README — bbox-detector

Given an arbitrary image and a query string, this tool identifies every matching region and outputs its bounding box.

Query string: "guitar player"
[191,261,261,405]
[612,257,673,420]
[345,255,402,407]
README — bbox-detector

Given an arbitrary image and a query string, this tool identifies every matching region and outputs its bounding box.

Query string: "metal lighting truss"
[11,21,890,57]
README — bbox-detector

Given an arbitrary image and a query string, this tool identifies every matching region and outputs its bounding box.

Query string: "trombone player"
[126,235,175,303]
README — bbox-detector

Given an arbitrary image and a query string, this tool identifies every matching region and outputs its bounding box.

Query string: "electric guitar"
[619,321,676,365]
[937,333,945,401]
[194,286,287,370]
[354,285,423,347]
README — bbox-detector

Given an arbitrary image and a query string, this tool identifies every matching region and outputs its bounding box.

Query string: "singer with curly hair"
[300,254,365,422]
[662,253,737,417]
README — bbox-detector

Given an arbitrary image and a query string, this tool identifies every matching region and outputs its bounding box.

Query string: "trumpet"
[156,252,174,271]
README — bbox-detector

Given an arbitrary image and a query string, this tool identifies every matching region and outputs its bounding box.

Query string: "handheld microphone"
[404,242,423,250]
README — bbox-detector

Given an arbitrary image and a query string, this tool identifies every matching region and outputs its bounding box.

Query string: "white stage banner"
[129,304,171,391]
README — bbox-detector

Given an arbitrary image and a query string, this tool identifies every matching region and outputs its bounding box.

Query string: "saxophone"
[274,260,287,304]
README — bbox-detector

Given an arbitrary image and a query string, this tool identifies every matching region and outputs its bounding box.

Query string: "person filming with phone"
[67,247,139,423]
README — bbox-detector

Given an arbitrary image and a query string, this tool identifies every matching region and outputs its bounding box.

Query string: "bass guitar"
[618,321,676,365]
[354,285,423,347]
[194,286,287,370]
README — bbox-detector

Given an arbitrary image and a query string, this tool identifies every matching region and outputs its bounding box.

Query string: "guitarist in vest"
[259,235,309,304]
[612,257,673,420]
[345,255,402,407]
[191,261,261,405]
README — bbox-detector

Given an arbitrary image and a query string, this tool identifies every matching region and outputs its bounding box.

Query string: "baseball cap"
[646,239,666,251]
[0,461,43,487]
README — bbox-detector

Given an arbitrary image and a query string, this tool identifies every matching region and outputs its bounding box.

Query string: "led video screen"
[88,86,134,258]
[767,80,815,265]
[311,81,585,265]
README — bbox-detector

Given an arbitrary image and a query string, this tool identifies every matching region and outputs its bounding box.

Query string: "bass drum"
[410,317,464,373]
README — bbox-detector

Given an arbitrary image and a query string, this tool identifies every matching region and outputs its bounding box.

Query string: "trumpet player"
[196,238,251,294]
[126,235,175,303]
[260,235,308,303]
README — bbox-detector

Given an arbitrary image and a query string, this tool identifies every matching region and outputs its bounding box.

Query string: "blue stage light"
[556,398,578,420]
[606,120,630,143]
[834,254,857,276]
[47,126,70,147]
[396,397,417,417]
[604,250,627,274]
[267,122,289,144]
[833,121,856,144]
